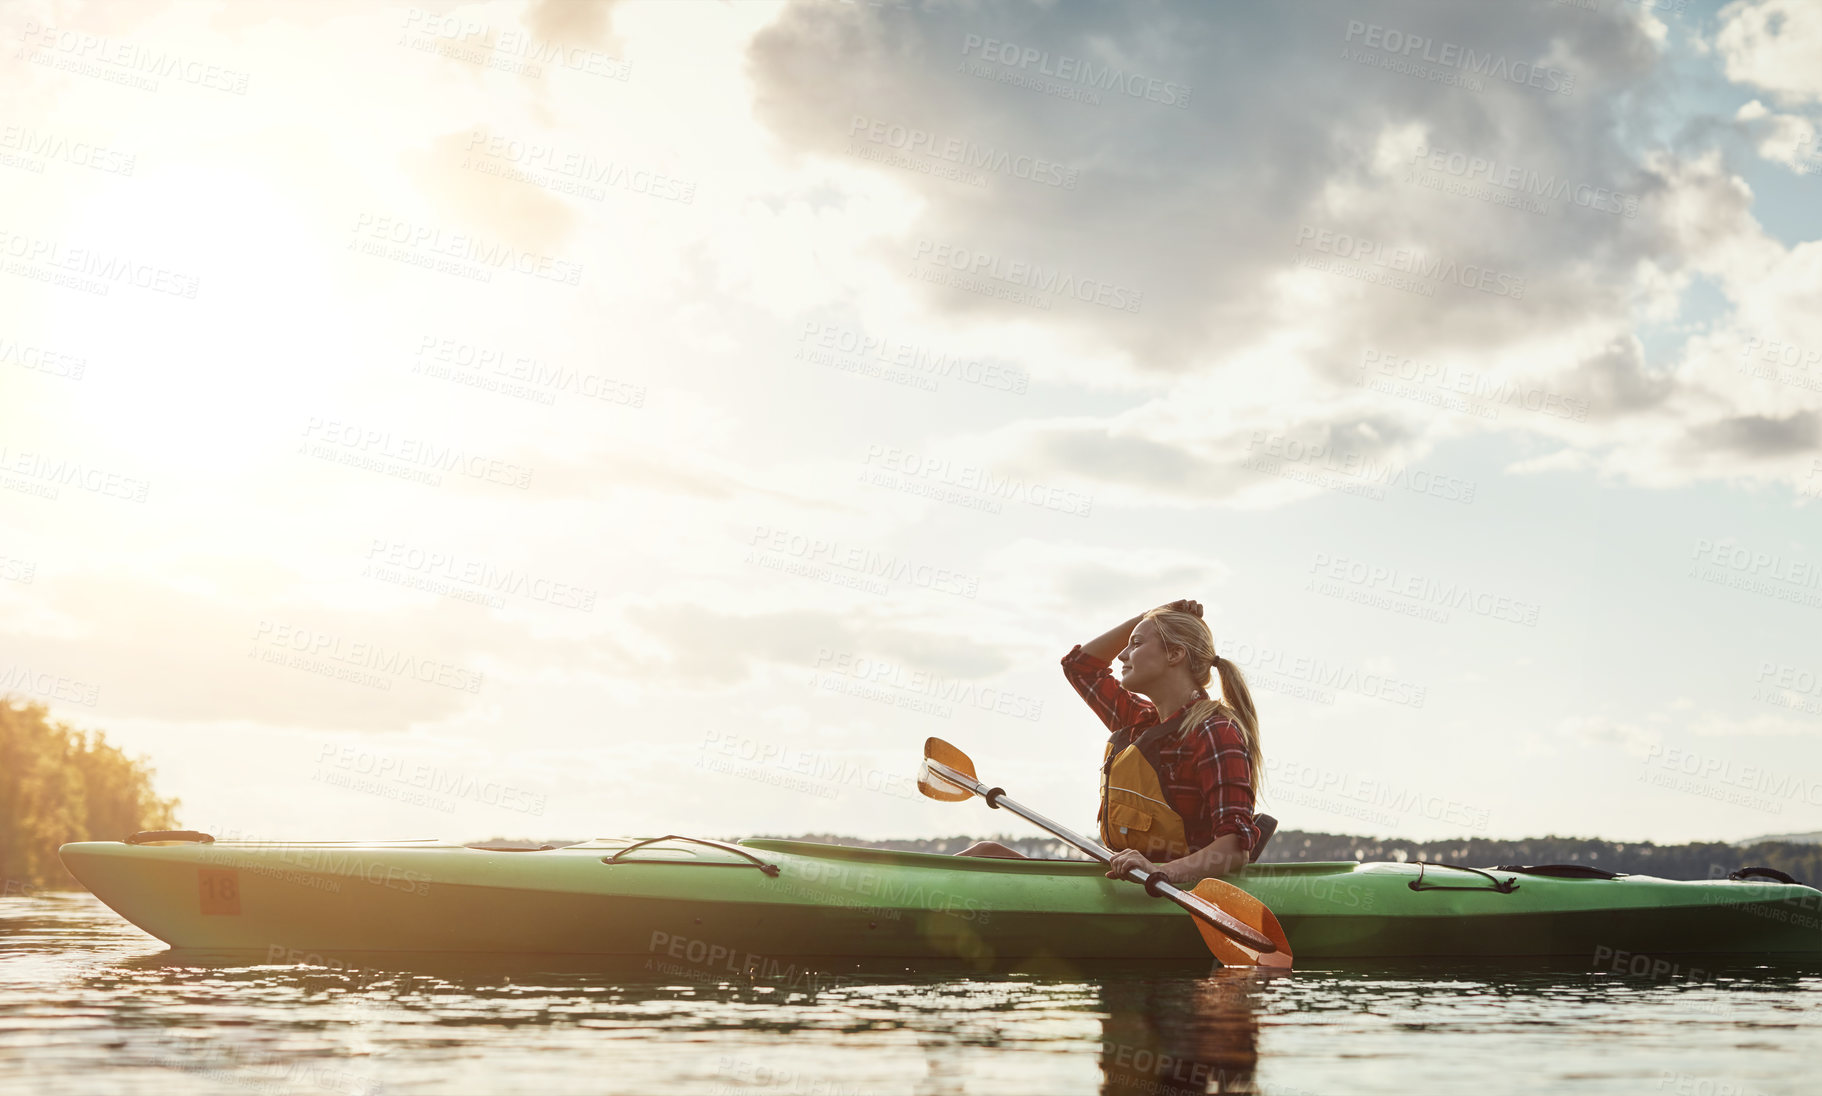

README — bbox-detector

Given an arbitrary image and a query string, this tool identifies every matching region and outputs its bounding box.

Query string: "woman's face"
[1119,618,1179,695]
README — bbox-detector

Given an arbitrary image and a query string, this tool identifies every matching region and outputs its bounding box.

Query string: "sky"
[2,0,1819,849]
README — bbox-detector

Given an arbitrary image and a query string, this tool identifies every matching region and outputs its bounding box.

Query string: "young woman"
[958,599,1263,885]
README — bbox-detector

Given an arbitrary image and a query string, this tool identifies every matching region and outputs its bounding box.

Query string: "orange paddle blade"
[1192,878,1294,969]
[924,738,977,779]
[917,738,978,802]
[917,761,974,801]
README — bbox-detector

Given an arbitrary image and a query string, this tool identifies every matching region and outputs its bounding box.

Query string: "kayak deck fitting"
[57,833,1822,962]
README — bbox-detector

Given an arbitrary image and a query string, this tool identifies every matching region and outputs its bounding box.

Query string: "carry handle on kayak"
[1493,864,1621,880]
[1729,866,1805,886]
[126,830,215,845]
[1409,862,1519,893]
[918,737,1291,968]
[602,835,781,876]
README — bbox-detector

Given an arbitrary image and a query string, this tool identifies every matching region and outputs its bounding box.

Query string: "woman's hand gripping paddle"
[917,737,1291,968]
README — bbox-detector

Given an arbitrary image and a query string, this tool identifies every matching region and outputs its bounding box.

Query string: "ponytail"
[1142,610,1265,796]
[1214,654,1263,795]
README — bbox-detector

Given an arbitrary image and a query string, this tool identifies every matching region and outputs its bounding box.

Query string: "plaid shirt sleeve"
[1183,714,1260,852]
[1060,644,1157,734]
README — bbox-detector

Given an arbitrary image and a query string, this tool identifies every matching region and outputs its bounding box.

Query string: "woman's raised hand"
[1159,599,1203,618]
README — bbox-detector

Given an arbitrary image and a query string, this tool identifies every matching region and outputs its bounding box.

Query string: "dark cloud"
[1564,336,1675,419]
[1028,426,1211,487]
[1007,411,1420,504]
[1686,410,1820,457]
[748,0,1675,374]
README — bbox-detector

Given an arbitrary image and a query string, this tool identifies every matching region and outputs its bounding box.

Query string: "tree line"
[771,830,1822,883]
[1,698,178,892]
[1264,830,1822,883]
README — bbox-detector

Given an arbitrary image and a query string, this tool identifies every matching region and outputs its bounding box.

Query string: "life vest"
[1098,717,1194,861]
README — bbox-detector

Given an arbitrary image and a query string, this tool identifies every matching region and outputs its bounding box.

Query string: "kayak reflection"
[1099,968,1271,1096]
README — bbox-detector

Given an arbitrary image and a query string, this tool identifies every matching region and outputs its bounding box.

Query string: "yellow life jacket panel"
[1098,716,1193,861]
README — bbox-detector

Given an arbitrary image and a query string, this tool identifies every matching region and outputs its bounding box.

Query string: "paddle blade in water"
[1192,877,1294,969]
[917,760,975,802]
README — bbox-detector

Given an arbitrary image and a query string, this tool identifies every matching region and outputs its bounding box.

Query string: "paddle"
[918,736,1292,969]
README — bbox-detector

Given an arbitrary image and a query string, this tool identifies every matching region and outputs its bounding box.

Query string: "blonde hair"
[1142,608,1263,794]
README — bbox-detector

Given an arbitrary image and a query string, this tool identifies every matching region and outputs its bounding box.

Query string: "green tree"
[1,697,178,891]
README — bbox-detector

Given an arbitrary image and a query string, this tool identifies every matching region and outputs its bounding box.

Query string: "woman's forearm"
[1081,614,1144,662]
[1163,834,1248,883]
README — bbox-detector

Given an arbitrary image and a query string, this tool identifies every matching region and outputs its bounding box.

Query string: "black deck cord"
[1730,866,1805,886]
[1493,863,1622,880]
[984,787,1006,808]
[126,830,215,844]
[1409,861,1520,893]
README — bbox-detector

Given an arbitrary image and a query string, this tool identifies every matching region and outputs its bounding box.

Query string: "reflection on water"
[1100,971,1266,1095]
[4,893,1822,1095]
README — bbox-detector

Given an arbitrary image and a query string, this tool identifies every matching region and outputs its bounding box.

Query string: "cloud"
[1733,99,1819,173]
[1685,409,1819,457]
[1563,336,1675,420]
[1690,709,1816,737]
[743,0,1817,500]
[978,538,1232,622]
[622,603,1019,684]
[749,1,1670,371]
[524,443,848,510]
[1559,714,1657,757]
[406,130,582,256]
[988,410,1425,509]
[524,0,626,53]
[1718,0,1822,105]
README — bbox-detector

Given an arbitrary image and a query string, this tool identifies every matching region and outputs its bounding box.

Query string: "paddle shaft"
[924,759,1275,954]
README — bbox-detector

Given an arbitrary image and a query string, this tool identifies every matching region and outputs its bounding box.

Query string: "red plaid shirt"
[1061,644,1259,855]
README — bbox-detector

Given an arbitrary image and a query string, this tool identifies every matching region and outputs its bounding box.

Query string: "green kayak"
[58,833,1822,963]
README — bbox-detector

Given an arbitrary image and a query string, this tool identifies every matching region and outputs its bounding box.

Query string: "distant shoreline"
[747,831,1821,882]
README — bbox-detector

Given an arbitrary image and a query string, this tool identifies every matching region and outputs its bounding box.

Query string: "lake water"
[4,892,1820,1095]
